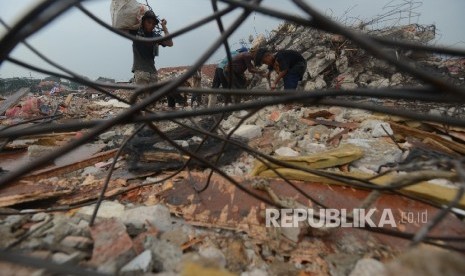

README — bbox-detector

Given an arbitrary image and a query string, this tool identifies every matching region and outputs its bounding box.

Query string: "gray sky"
[0,0,464,81]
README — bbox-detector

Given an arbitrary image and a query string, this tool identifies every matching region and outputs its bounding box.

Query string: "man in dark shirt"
[131,10,184,109]
[254,48,307,90]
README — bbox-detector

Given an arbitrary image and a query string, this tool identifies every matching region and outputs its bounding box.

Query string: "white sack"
[110,0,147,30]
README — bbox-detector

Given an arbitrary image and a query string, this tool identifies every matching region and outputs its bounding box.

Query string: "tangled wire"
[1,0,465,274]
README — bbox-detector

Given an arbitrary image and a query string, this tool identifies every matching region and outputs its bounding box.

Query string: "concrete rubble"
[1,20,465,276]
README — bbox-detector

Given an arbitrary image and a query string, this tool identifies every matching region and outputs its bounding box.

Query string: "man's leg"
[283,73,300,89]
[173,92,186,106]
[212,68,222,88]
[231,72,246,104]
[209,68,224,107]
[134,71,150,86]
[219,69,229,88]
[133,71,151,104]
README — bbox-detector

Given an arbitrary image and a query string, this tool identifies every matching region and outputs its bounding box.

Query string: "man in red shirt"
[223,51,266,103]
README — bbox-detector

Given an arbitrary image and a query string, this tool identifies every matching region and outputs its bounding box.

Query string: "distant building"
[96,77,116,83]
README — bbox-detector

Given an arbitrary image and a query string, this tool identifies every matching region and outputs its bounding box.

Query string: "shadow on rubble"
[125,116,245,173]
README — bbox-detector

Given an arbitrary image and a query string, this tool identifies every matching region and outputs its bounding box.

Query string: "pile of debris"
[1,20,465,275]
[249,22,464,91]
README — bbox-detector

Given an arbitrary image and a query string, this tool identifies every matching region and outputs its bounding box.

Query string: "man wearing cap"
[130,10,184,108]
[254,48,306,90]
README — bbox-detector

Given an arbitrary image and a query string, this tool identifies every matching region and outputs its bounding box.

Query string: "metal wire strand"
[0,0,464,265]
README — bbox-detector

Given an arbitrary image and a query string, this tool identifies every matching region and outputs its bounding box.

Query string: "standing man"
[190,68,202,107]
[131,10,183,108]
[254,48,307,90]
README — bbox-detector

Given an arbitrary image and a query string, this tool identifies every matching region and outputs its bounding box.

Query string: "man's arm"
[246,55,266,76]
[271,69,288,90]
[160,19,173,47]
[270,57,288,90]
[247,62,266,76]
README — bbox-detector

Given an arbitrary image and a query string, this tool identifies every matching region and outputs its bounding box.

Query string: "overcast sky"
[0,0,464,81]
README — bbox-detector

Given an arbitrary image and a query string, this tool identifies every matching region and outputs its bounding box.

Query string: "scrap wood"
[424,122,465,133]
[304,110,334,120]
[0,182,72,208]
[327,128,350,147]
[142,152,188,162]
[301,118,359,129]
[0,87,29,115]
[422,137,458,156]
[255,167,465,208]
[250,144,364,176]
[4,132,78,149]
[424,122,465,144]
[181,236,205,251]
[64,93,74,107]
[391,122,465,155]
[20,149,117,182]
[56,180,130,206]
[22,132,78,140]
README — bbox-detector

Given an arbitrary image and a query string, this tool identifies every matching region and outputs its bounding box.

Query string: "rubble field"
[1,22,465,275]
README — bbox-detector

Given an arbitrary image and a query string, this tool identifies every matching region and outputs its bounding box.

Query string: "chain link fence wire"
[1,0,465,272]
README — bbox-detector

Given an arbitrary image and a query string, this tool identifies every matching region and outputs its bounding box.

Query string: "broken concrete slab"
[344,139,402,172]
[122,204,173,232]
[274,147,299,157]
[360,120,394,138]
[150,239,183,272]
[89,218,136,273]
[232,125,263,140]
[78,201,125,219]
[120,249,153,275]
[307,51,336,78]
[349,258,386,276]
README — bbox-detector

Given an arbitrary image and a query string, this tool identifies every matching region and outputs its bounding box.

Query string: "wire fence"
[1,0,465,273]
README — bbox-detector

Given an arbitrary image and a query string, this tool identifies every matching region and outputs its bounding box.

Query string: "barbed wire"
[0,0,465,271]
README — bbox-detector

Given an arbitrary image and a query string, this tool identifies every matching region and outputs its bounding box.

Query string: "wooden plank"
[424,122,465,144]
[424,122,465,133]
[142,152,188,162]
[0,176,74,207]
[391,122,465,155]
[256,167,465,208]
[0,87,29,115]
[64,93,74,107]
[0,189,72,208]
[22,132,78,140]
[21,149,118,182]
[4,132,78,149]
[300,118,359,129]
[250,144,364,176]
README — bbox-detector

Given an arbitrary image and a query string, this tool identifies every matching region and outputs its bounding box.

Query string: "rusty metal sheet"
[156,172,465,252]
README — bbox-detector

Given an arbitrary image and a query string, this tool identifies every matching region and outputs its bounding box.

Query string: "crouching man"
[254,48,306,90]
